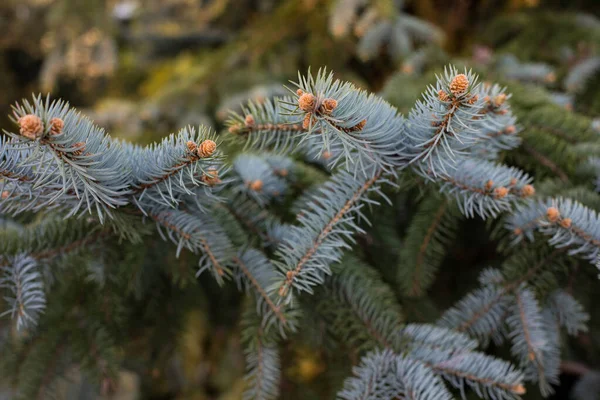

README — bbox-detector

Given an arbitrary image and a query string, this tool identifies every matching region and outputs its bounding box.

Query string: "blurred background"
[1,0,600,399]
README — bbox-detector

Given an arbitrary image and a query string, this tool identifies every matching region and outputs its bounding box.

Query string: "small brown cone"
[485,180,494,191]
[302,114,315,130]
[449,74,469,96]
[494,187,509,199]
[72,142,86,156]
[560,218,572,229]
[468,94,479,104]
[18,114,44,140]
[197,140,217,158]
[353,119,367,131]
[320,98,338,115]
[249,180,263,191]
[513,228,523,235]
[49,118,64,135]
[521,185,535,197]
[505,125,516,134]
[438,90,450,102]
[546,207,560,223]
[1,191,9,200]
[244,114,255,128]
[298,93,316,112]
[201,168,220,186]
[186,141,197,153]
[513,384,526,395]
[493,93,507,107]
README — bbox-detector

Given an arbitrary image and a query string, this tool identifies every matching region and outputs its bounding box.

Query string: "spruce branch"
[273,169,386,301]
[0,254,46,332]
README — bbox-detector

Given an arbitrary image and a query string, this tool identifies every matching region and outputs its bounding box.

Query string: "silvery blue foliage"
[565,56,600,93]
[228,96,304,153]
[0,254,46,332]
[338,349,453,400]
[357,13,444,62]
[401,323,478,352]
[234,248,299,336]
[496,55,556,85]
[406,67,483,177]
[507,285,557,396]
[147,204,235,284]
[285,68,409,173]
[547,290,589,336]
[439,282,512,346]
[435,158,533,218]
[126,125,225,212]
[405,346,525,400]
[539,198,600,262]
[233,154,288,206]
[270,168,389,303]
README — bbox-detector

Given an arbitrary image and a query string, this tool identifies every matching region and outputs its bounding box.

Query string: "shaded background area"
[1,0,600,399]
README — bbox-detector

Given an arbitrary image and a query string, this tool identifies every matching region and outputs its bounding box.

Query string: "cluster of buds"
[546,206,572,228]
[201,167,221,186]
[17,115,64,140]
[187,139,217,159]
[297,89,340,129]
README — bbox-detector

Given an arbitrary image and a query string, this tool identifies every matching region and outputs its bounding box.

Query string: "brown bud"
[494,187,509,199]
[509,178,517,186]
[320,98,338,115]
[513,384,526,395]
[505,125,516,134]
[402,64,414,74]
[468,94,479,105]
[186,141,197,153]
[521,184,535,197]
[197,140,217,158]
[354,119,367,131]
[546,207,560,223]
[438,90,450,102]
[483,95,491,103]
[513,228,523,235]
[277,169,289,177]
[322,151,332,160]
[298,93,316,112]
[72,142,86,156]
[545,72,556,83]
[1,191,9,200]
[249,180,263,191]
[286,270,295,280]
[244,114,255,128]
[485,180,494,190]
[560,218,572,229]
[302,114,315,130]
[278,285,289,297]
[201,168,220,186]
[228,124,241,134]
[449,74,469,96]
[18,114,44,140]
[498,109,508,115]
[49,117,64,135]
[296,89,304,96]
[493,93,507,107]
